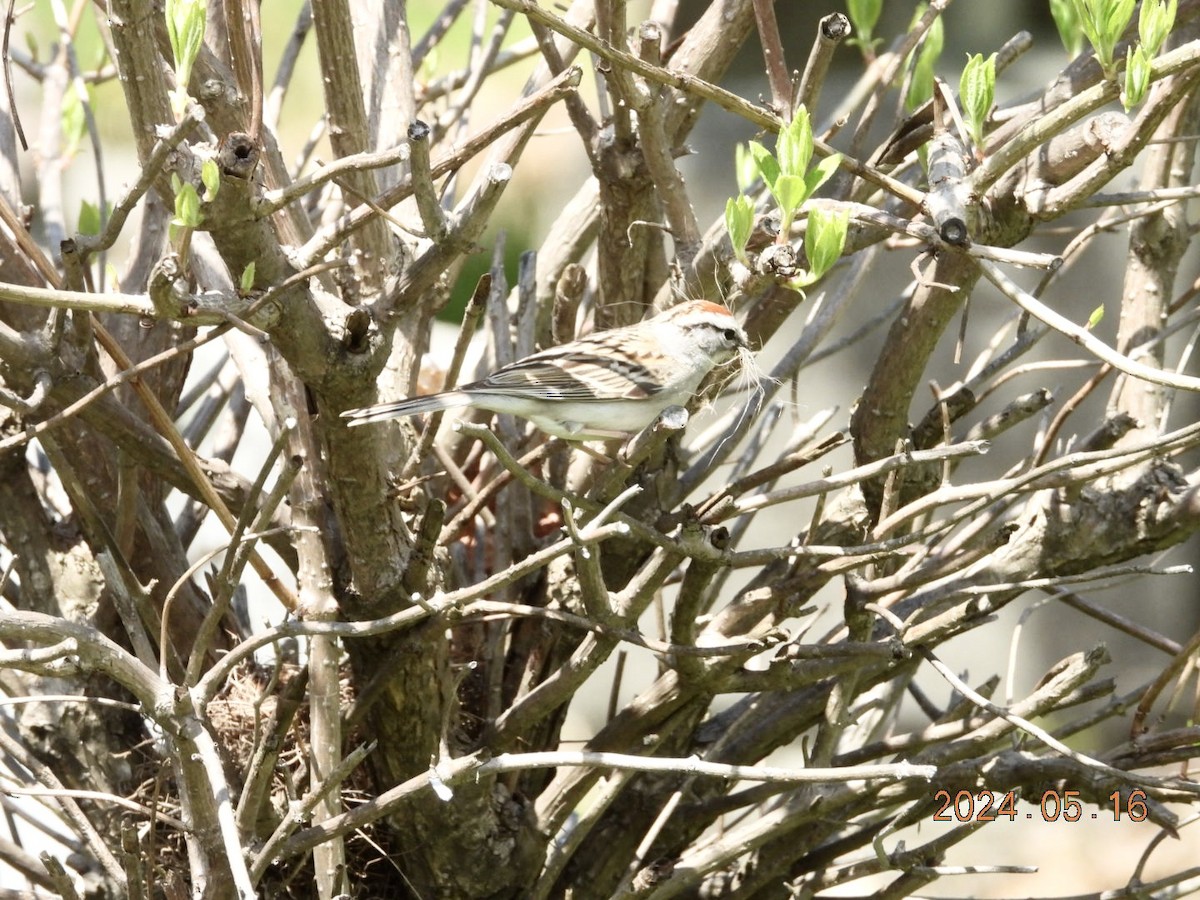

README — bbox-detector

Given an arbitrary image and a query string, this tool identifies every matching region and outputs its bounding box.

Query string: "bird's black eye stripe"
[688,319,744,347]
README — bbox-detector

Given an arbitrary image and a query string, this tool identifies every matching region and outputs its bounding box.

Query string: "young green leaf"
[1070,0,1103,63]
[1139,0,1177,57]
[725,195,756,265]
[172,181,202,229]
[201,158,221,202]
[239,262,257,295]
[77,200,101,236]
[165,0,206,113]
[420,46,440,81]
[804,153,842,201]
[748,141,781,192]
[1087,304,1105,330]
[907,56,936,112]
[734,143,758,194]
[772,174,806,235]
[1050,0,1085,57]
[905,6,944,110]
[960,52,997,149]
[1101,0,1137,52]
[776,108,814,179]
[1122,44,1152,110]
[61,87,87,159]
[804,207,849,281]
[1071,0,1135,75]
[846,0,882,52]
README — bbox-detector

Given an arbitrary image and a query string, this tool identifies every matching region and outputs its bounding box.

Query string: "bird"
[341,300,749,440]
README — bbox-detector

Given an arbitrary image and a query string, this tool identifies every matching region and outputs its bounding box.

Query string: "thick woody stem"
[309,0,393,298]
[1108,83,1200,452]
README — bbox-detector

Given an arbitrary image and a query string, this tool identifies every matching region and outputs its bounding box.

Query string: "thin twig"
[2,0,26,151]
[918,645,1200,796]
[981,259,1200,393]
[0,783,187,831]
[724,440,988,521]
[1046,586,1181,656]
[259,143,411,216]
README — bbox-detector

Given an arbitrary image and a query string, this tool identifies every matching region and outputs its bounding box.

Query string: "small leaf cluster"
[800,207,851,292]
[1050,0,1176,108]
[1124,0,1177,109]
[960,52,997,152]
[1059,0,1135,75]
[724,108,847,292]
[165,0,206,118]
[169,159,220,254]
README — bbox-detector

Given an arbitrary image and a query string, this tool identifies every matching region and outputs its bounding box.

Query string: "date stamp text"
[932,789,1149,823]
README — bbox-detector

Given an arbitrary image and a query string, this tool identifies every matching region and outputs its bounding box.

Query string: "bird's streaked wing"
[476,352,659,401]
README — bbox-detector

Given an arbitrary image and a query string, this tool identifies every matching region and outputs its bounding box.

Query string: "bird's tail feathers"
[341,391,472,427]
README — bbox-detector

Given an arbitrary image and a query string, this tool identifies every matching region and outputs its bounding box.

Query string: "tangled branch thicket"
[1,0,1200,897]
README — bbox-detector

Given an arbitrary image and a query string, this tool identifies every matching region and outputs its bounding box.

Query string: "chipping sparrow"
[341,300,749,440]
